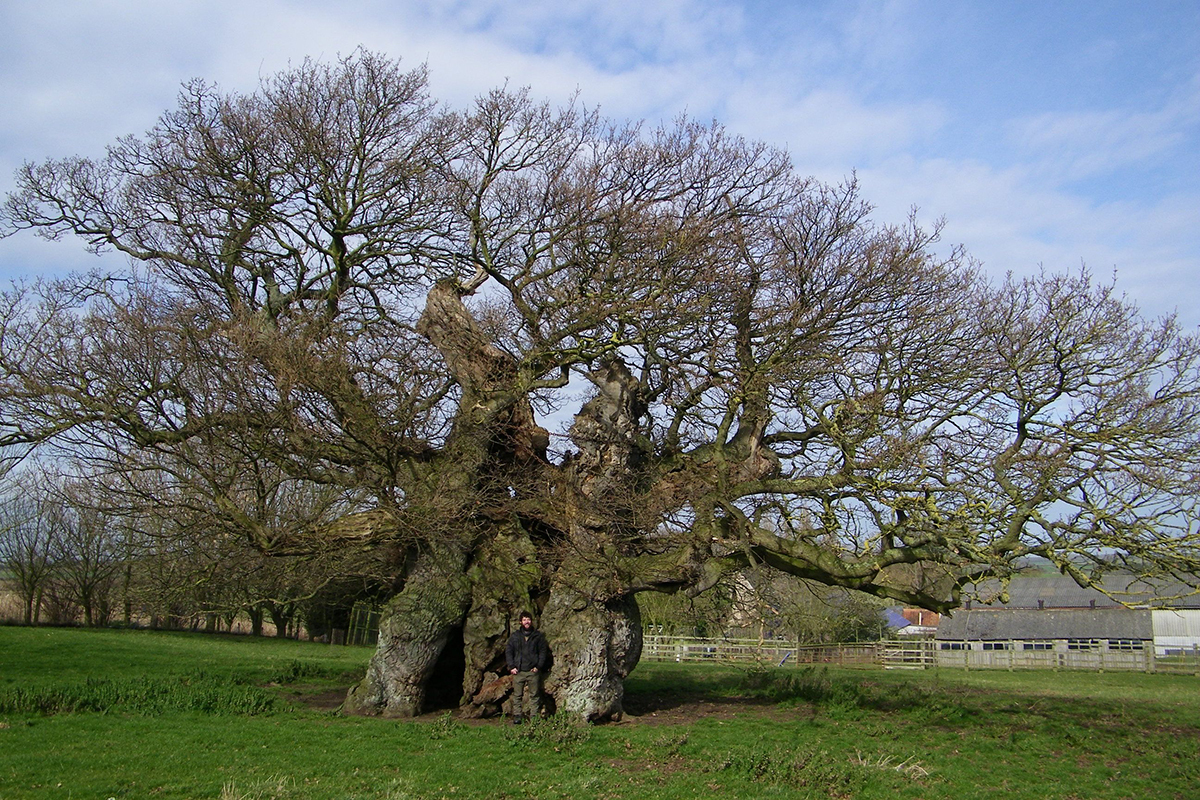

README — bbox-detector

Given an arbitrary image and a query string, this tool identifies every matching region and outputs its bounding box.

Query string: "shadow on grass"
[621,663,1157,733]
[623,662,781,715]
[625,664,943,714]
[740,666,940,712]
[637,664,1200,739]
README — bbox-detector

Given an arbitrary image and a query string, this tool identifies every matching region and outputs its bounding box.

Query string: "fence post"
[344,603,359,646]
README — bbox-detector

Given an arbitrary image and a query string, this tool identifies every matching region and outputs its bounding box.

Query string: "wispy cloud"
[728,88,946,166]
[1008,74,1200,182]
[859,154,1200,318]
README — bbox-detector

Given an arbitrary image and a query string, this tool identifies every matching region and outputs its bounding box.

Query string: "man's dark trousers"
[512,669,542,719]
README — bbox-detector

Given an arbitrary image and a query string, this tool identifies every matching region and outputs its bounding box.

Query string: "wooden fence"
[345,602,381,647]
[641,634,885,668]
[641,635,1200,675]
[931,644,1200,675]
[329,613,1200,675]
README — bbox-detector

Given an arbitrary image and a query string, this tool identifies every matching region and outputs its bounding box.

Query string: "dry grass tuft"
[219,774,295,800]
[851,750,930,779]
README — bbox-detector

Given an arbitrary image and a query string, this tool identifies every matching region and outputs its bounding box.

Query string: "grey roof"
[937,608,1153,641]
[964,571,1200,610]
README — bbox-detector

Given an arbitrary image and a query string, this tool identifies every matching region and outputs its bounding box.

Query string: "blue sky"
[2,0,1197,325]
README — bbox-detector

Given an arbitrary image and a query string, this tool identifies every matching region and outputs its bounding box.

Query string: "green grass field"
[1,627,1197,799]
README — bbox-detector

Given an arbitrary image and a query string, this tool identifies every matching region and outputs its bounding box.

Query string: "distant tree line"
[2,463,887,642]
[0,465,391,636]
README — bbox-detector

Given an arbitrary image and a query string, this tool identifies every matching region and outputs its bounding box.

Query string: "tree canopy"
[3,52,1199,719]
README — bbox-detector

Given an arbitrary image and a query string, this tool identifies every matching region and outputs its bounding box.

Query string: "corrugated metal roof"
[936,608,1152,640]
[963,572,1200,610]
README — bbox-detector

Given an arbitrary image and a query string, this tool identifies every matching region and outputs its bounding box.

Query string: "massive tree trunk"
[345,283,657,721]
[344,542,472,716]
[346,534,645,721]
[541,586,642,721]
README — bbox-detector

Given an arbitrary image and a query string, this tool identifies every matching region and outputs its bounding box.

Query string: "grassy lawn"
[1,627,1197,799]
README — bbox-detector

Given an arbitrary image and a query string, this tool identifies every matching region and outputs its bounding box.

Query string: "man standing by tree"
[506,611,548,724]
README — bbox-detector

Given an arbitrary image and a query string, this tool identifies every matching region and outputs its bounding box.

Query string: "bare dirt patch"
[285,685,348,713]
[289,681,801,726]
[620,695,789,725]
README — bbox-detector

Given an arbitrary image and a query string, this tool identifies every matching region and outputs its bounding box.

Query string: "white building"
[1151,609,1200,656]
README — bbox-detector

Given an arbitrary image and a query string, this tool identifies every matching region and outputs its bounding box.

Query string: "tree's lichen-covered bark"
[343,544,471,717]
[542,587,641,721]
[459,526,542,713]
[537,360,651,720]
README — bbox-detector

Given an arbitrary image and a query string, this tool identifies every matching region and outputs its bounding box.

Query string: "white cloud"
[857,155,1200,325]
[1008,79,1200,182]
[727,87,947,166]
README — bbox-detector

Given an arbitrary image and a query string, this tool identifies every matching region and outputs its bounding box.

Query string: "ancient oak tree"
[3,53,1200,719]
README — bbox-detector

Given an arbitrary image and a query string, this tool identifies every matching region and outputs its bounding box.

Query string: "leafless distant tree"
[41,477,124,626]
[3,52,1199,719]
[0,474,58,624]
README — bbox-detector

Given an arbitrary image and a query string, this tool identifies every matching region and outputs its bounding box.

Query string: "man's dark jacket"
[505,626,549,673]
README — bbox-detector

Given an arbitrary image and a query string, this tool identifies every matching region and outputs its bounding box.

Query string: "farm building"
[1152,609,1200,656]
[884,607,940,636]
[935,571,1200,659]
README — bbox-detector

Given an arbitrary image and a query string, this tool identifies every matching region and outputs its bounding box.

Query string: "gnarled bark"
[343,543,471,716]
[542,587,641,721]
